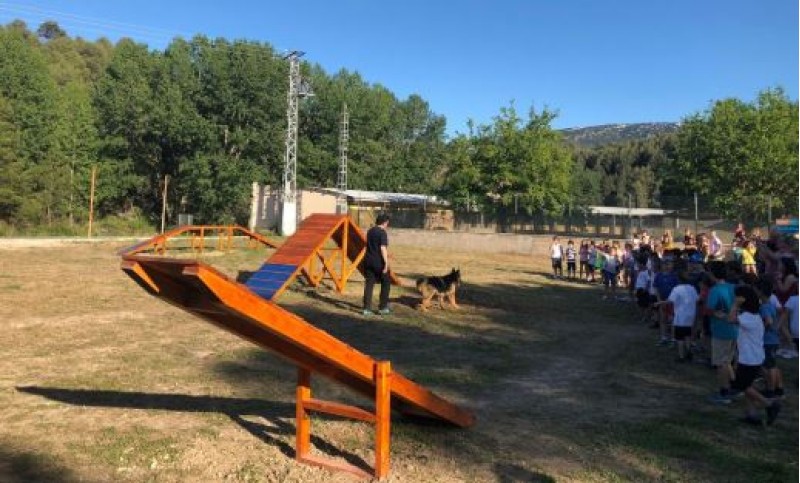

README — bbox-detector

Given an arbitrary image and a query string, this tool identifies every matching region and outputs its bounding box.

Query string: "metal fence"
[362,194,797,242]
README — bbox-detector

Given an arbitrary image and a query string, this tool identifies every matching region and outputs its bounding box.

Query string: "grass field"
[0,241,796,482]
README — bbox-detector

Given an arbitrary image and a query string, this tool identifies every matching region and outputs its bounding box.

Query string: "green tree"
[36,21,66,41]
[672,88,798,219]
[0,24,62,224]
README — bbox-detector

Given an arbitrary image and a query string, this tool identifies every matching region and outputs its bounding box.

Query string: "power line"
[0,1,192,38]
[0,3,291,53]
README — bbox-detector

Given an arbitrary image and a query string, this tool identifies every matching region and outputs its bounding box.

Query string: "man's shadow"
[16,386,372,473]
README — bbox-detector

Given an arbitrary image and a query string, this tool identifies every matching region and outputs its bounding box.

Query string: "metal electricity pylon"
[280,50,312,236]
[336,103,349,214]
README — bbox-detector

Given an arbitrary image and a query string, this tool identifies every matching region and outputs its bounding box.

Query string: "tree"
[672,88,799,220]
[440,103,573,216]
[36,21,66,41]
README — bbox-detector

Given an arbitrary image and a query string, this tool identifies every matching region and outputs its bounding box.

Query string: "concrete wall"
[250,184,337,231]
[390,228,560,257]
[299,190,337,220]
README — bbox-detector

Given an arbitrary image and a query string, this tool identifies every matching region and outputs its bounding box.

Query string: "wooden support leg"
[374,361,391,479]
[296,367,311,460]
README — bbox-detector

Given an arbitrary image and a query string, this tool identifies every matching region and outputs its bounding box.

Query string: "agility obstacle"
[244,213,401,300]
[120,255,475,479]
[120,214,473,478]
[120,215,399,301]
[119,224,279,256]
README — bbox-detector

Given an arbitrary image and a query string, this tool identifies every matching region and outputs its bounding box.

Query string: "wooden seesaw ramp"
[120,254,475,479]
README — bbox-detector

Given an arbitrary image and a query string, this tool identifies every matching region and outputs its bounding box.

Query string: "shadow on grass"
[494,462,555,483]
[0,445,77,483]
[15,386,373,475]
[593,413,798,482]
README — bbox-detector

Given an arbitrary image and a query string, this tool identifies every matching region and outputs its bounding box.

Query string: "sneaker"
[378,308,391,315]
[739,415,764,426]
[709,393,732,405]
[766,401,781,425]
[362,309,374,316]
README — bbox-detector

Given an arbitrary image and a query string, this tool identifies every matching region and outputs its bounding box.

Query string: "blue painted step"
[245,263,298,300]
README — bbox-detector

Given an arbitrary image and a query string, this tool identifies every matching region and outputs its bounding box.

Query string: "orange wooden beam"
[296,368,312,459]
[374,361,392,479]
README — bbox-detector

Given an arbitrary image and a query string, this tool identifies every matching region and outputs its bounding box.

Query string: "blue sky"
[1,0,797,135]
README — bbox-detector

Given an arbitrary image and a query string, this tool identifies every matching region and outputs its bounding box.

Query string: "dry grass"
[0,241,796,482]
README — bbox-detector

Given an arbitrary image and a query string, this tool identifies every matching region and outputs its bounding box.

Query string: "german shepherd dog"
[416,268,461,311]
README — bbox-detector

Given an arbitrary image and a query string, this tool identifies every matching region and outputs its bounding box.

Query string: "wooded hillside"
[0,20,796,231]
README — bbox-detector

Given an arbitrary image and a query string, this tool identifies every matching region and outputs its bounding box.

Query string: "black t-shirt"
[365,226,388,268]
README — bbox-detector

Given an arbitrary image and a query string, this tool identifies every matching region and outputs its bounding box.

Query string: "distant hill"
[560,122,679,148]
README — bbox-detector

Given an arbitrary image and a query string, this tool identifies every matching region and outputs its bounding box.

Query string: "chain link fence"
[366,194,797,243]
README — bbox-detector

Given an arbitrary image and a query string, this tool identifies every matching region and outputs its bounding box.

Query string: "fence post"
[693,192,699,235]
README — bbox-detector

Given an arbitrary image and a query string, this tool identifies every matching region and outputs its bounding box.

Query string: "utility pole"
[161,174,169,234]
[87,165,96,238]
[280,51,312,236]
[336,103,349,214]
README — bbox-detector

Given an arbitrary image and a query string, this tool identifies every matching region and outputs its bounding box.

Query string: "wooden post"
[296,367,312,460]
[161,174,170,234]
[374,361,391,479]
[87,165,96,238]
[340,220,348,292]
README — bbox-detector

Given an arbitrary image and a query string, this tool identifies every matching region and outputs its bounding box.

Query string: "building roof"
[317,188,449,206]
[587,206,675,217]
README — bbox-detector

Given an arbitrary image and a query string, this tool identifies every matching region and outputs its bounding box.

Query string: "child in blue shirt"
[756,278,784,399]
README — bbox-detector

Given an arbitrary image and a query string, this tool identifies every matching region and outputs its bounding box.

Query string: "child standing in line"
[622,243,636,301]
[593,242,606,284]
[653,260,679,346]
[587,240,597,283]
[579,240,589,281]
[634,261,656,323]
[756,278,785,399]
[566,240,577,280]
[598,247,619,300]
[666,270,700,362]
[727,286,781,426]
[549,236,563,279]
[741,239,757,275]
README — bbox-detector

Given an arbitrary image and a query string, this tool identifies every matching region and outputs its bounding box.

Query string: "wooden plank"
[124,255,476,428]
[374,361,391,479]
[120,260,160,294]
[296,368,311,459]
[298,455,373,480]
[302,398,376,423]
[190,264,376,379]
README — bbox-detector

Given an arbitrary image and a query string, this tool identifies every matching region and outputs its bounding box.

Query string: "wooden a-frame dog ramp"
[121,256,474,479]
[245,213,400,301]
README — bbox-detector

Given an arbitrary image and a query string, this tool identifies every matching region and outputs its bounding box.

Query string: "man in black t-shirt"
[363,214,391,315]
